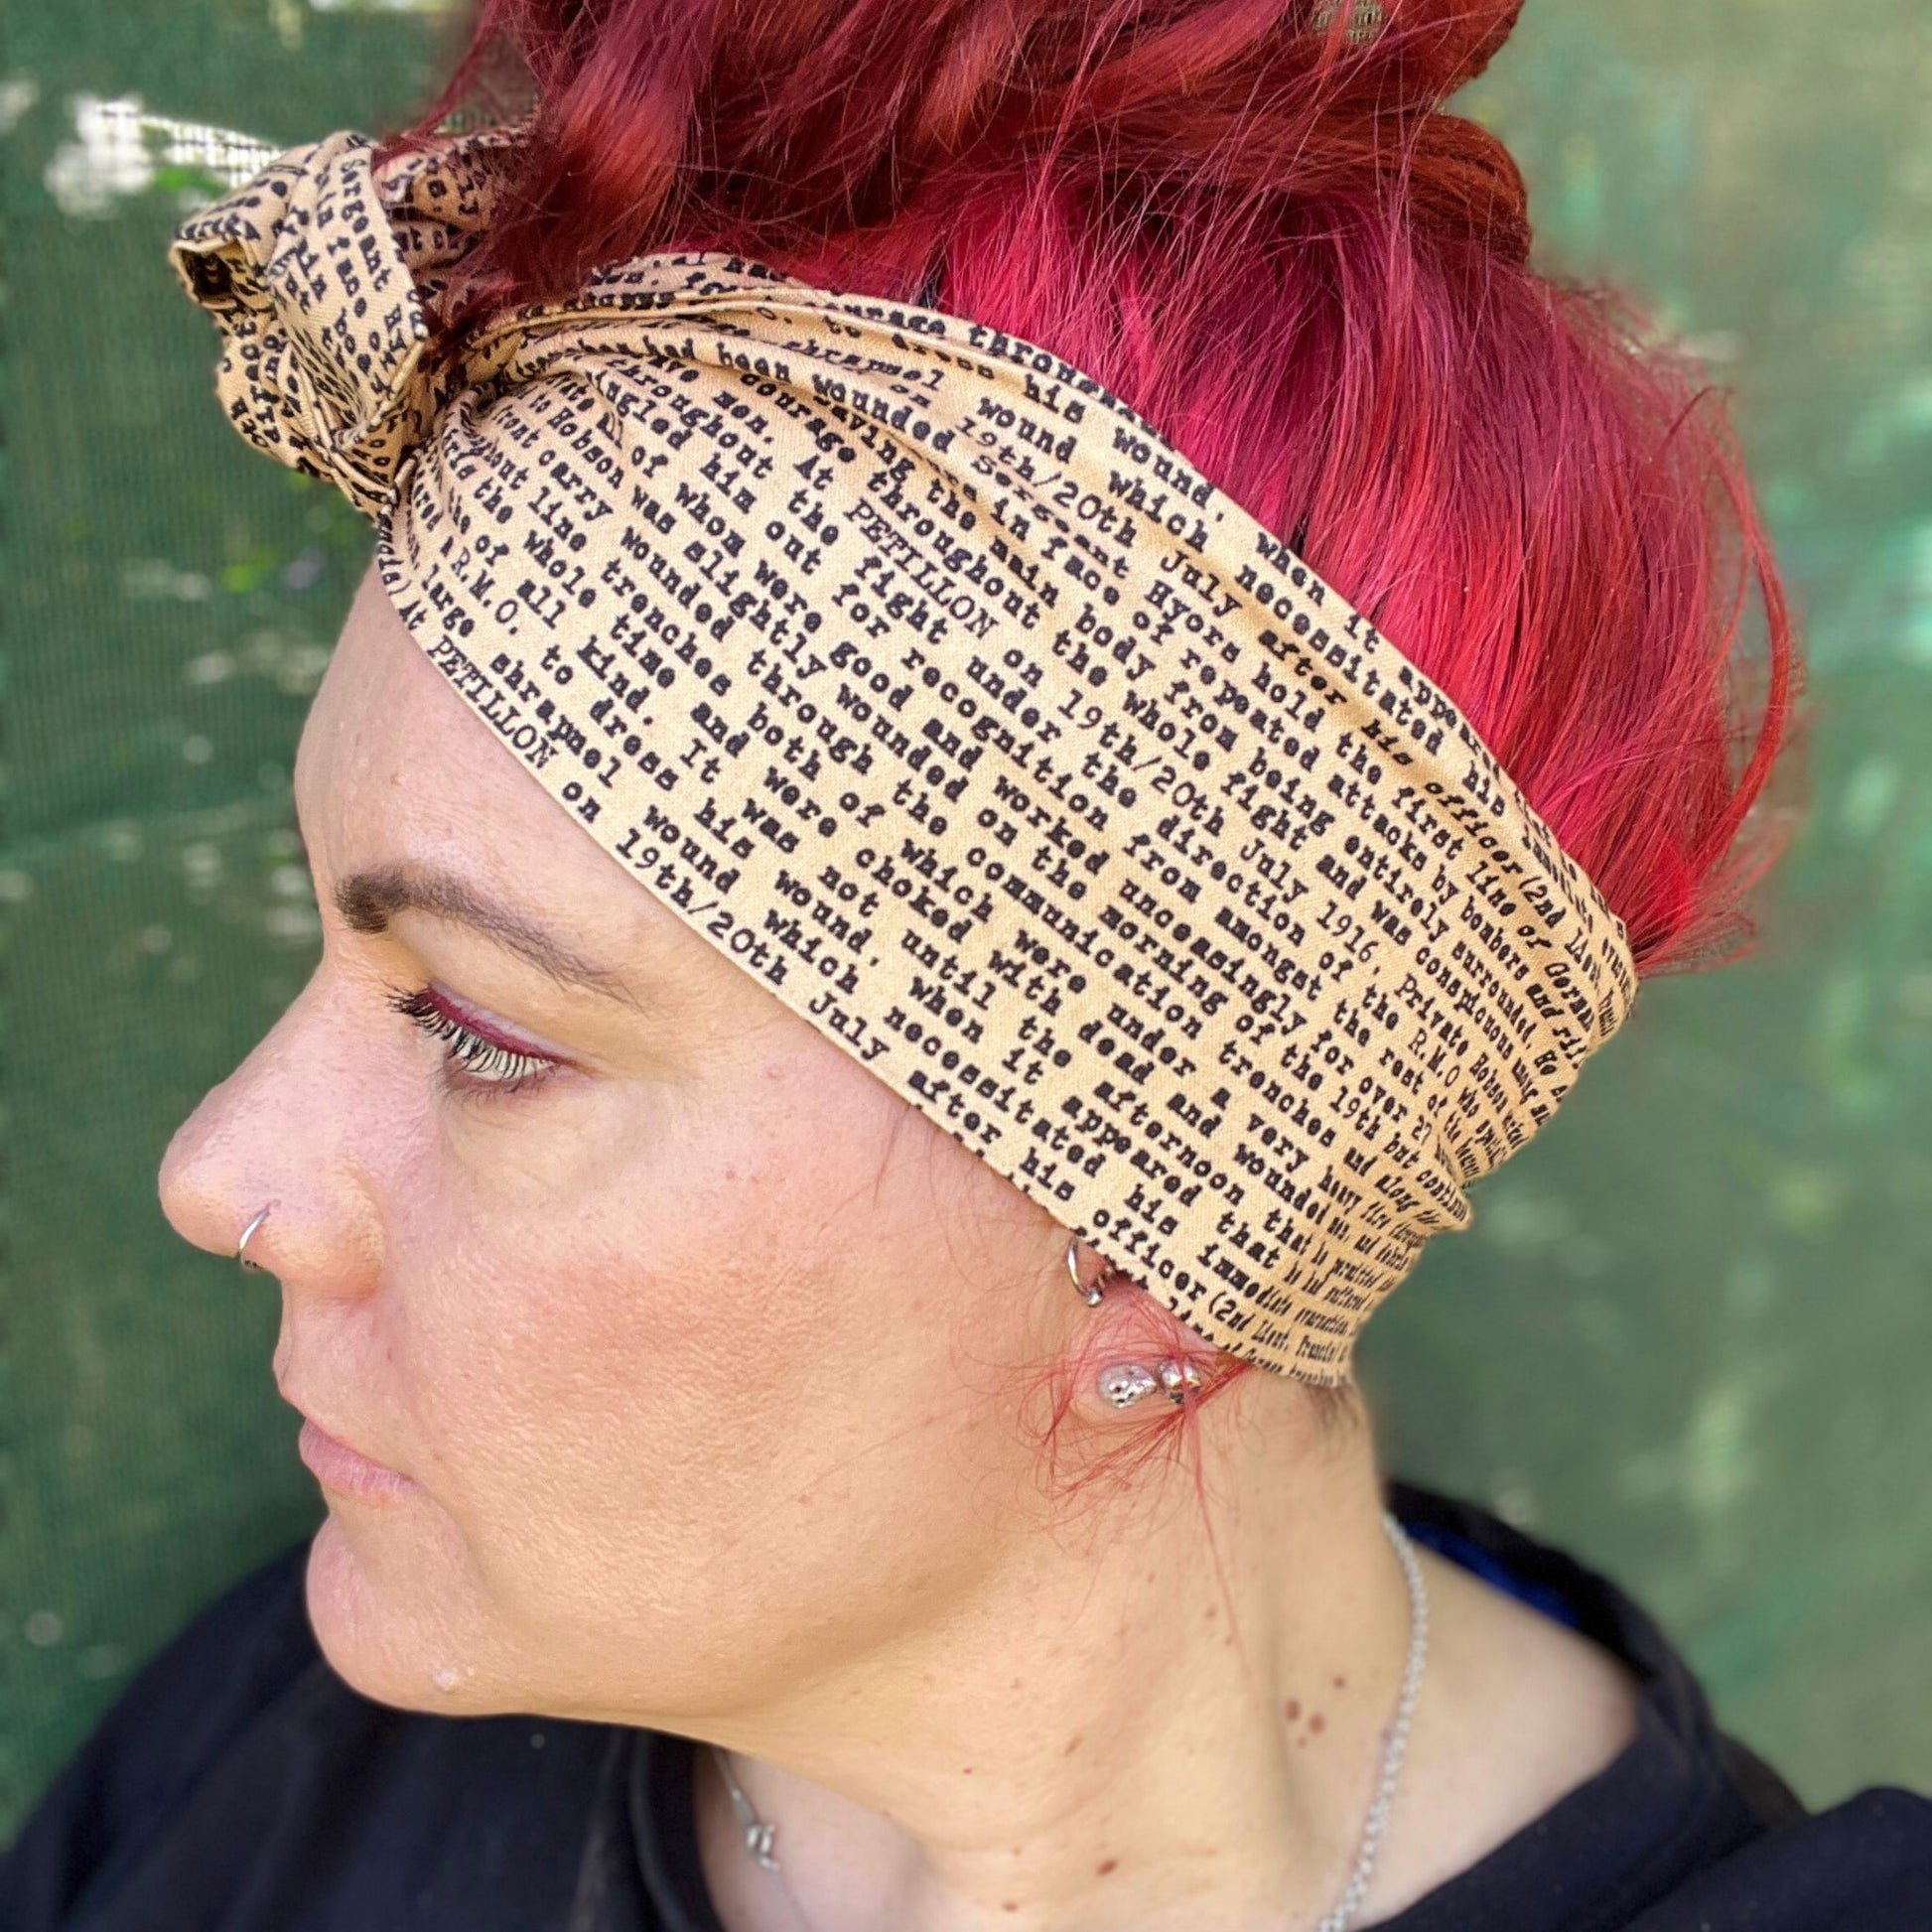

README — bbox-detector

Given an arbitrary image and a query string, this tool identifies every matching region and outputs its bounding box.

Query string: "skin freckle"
[1285,1698,1300,1721]
[1064,1733,1083,1754]
[1096,1858,1119,1876]
[1310,1713,1324,1733]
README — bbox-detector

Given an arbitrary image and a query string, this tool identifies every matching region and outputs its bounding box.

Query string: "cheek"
[384,1069,972,1653]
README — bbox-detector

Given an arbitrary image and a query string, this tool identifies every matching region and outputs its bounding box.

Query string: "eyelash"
[386,985,562,1097]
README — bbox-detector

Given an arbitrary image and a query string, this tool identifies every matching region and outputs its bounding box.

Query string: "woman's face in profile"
[159,564,1069,1724]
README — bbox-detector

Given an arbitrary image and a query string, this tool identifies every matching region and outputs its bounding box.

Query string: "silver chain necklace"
[1315,1510,1430,1932]
[712,1509,1429,1932]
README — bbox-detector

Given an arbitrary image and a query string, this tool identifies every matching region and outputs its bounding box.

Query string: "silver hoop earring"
[235,1205,273,1273]
[1066,1237,1130,1308]
[1065,1237,1104,1306]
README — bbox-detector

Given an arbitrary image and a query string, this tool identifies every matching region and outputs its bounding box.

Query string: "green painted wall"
[3,0,1928,1839]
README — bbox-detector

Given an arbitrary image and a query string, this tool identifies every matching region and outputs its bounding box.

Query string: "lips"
[296,1416,421,1502]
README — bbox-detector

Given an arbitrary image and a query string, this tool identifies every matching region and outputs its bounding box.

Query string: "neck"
[690,1389,1419,1932]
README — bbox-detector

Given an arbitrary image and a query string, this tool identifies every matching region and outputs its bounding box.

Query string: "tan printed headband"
[168,126,1639,1383]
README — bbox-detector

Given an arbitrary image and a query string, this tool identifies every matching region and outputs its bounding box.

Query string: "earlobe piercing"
[1097,1358,1201,1410]
[1158,1358,1202,1404]
[1097,1362,1160,1408]
[1072,1240,1206,1411]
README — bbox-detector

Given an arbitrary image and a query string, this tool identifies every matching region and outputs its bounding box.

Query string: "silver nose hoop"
[235,1205,274,1273]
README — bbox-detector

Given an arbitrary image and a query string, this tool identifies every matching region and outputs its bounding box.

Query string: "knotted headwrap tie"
[169,126,1639,1383]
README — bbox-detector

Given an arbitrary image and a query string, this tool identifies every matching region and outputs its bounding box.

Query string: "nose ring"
[235,1205,274,1273]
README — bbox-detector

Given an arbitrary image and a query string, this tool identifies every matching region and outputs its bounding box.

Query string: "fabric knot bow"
[167,123,1640,1382]
[167,127,517,519]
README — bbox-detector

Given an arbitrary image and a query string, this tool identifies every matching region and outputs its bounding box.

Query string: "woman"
[4,1,1926,1927]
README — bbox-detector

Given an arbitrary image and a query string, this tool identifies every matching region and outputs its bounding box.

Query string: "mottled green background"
[3,0,1928,1842]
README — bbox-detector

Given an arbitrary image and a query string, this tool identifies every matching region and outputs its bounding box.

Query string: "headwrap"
[168,127,1639,1383]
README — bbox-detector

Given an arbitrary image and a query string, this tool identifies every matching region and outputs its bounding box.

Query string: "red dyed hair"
[380,0,1807,1482]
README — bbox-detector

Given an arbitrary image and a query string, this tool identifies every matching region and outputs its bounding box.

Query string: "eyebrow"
[334,865,638,1005]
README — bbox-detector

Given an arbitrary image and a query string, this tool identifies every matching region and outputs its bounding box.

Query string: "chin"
[302,1508,503,1715]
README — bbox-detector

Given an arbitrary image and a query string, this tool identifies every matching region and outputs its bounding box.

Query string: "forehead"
[304,570,518,827]
[297,566,690,976]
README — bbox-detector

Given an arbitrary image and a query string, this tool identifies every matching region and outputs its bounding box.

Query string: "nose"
[158,965,383,1292]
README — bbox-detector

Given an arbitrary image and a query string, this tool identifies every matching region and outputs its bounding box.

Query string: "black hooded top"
[4,1482,1927,1932]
